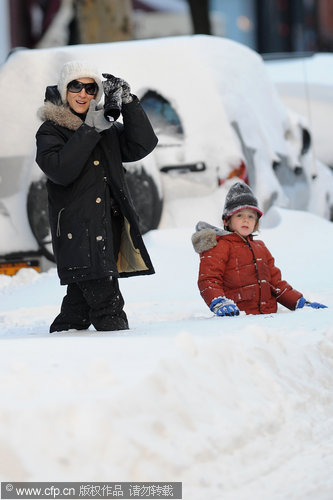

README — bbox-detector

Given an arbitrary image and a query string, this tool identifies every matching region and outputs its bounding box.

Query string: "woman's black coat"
[36,93,158,285]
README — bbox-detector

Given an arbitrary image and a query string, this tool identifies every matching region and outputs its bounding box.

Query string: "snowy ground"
[0,206,333,500]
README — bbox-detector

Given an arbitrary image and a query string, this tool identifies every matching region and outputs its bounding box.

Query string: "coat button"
[67,233,72,239]
[96,197,102,203]
[96,236,103,241]
[93,160,100,166]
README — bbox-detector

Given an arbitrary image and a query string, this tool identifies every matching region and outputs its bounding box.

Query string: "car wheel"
[125,166,163,234]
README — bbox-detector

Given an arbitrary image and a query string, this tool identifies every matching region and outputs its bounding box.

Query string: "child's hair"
[254,217,260,233]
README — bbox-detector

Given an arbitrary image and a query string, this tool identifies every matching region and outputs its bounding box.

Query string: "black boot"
[50,283,91,333]
[79,276,129,331]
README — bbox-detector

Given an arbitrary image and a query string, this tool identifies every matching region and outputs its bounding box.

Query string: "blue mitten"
[210,297,240,317]
[296,297,327,309]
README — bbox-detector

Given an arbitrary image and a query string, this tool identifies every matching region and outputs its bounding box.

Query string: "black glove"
[102,73,133,120]
[85,100,113,133]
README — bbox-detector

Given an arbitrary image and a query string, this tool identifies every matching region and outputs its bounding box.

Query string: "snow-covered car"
[0,35,332,272]
[264,52,333,169]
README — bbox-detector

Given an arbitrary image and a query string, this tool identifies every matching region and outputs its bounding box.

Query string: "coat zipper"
[245,237,263,313]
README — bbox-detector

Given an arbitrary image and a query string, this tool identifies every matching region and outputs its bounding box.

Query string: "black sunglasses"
[67,80,98,95]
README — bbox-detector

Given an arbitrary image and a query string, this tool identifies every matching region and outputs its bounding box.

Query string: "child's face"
[228,209,258,237]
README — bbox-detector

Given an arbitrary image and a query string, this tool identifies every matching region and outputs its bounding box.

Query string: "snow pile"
[0,207,333,499]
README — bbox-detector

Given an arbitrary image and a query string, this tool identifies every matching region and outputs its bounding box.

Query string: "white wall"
[0,0,10,65]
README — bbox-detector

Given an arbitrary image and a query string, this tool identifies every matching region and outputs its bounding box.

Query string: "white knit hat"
[57,60,103,104]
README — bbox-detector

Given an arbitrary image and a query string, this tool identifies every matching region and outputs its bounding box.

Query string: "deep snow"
[0,205,333,500]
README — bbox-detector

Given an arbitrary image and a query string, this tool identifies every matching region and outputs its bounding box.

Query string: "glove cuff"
[296,297,307,309]
[122,94,133,104]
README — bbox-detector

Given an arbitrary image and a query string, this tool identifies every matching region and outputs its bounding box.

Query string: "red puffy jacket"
[192,226,302,315]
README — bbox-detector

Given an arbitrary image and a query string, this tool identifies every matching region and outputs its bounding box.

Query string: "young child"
[192,182,327,316]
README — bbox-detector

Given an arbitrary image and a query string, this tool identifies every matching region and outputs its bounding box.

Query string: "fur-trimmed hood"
[38,101,84,131]
[191,221,231,254]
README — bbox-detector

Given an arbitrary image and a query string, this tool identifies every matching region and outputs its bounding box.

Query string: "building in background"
[0,0,10,64]
[132,0,191,38]
[211,0,333,54]
[256,0,318,53]
[1,0,333,65]
[210,0,257,50]
[317,0,333,50]
[132,0,224,39]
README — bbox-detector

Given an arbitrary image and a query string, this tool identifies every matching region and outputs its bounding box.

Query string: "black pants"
[50,276,129,332]
[50,212,128,333]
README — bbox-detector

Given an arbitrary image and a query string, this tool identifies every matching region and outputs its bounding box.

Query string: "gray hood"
[191,221,231,254]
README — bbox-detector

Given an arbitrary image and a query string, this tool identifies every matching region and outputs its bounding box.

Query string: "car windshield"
[141,90,184,137]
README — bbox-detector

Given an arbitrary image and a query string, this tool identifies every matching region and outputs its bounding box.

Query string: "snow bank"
[1,326,333,500]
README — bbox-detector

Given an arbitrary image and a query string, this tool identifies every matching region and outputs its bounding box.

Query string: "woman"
[36,60,158,332]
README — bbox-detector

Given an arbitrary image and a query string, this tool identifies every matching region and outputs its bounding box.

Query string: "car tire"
[27,168,163,263]
[125,166,163,234]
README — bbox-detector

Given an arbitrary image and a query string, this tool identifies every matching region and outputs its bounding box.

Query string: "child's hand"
[210,297,240,316]
[296,297,327,309]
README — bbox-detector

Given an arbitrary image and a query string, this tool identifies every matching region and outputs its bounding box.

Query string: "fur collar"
[38,102,84,131]
[191,221,230,254]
